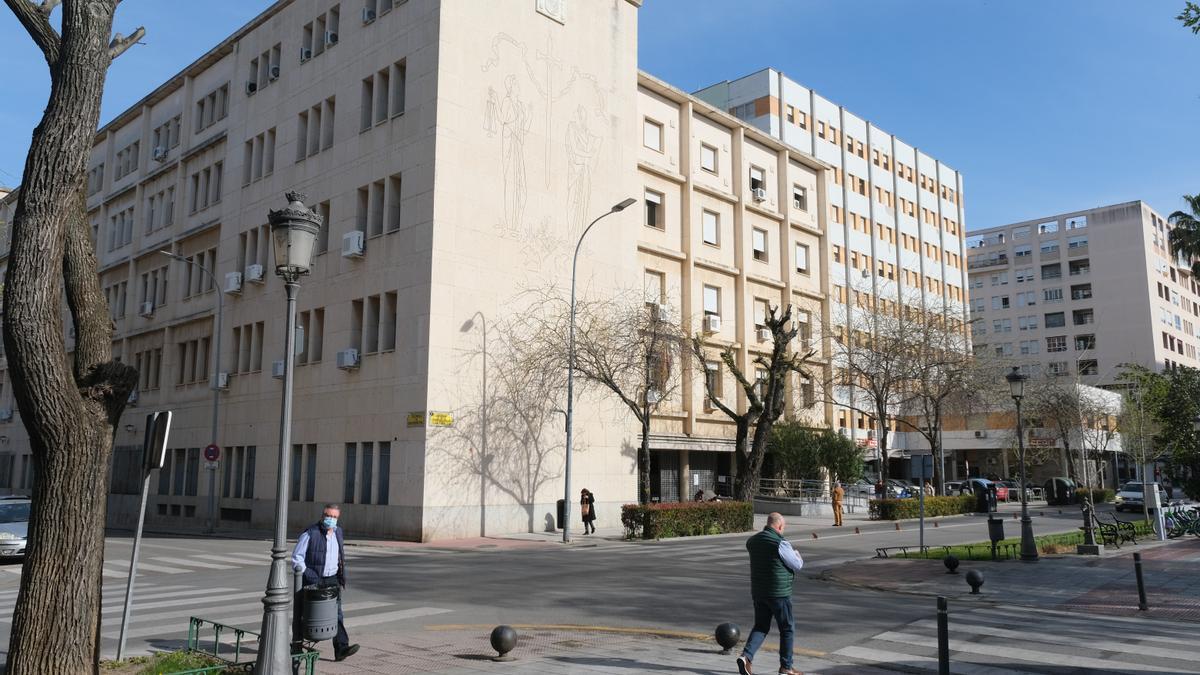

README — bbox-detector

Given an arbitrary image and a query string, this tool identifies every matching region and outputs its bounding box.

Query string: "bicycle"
[1163,506,1200,539]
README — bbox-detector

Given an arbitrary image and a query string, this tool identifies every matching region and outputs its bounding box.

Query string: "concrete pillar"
[678,450,690,503]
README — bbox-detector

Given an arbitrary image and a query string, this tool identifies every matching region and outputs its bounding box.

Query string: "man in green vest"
[737,512,804,675]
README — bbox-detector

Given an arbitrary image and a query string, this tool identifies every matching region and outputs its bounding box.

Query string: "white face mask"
[322,516,338,529]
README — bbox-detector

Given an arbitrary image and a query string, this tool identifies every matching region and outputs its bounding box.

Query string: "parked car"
[887,479,914,499]
[846,480,875,498]
[0,498,30,559]
[1044,477,1079,505]
[944,481,965,496]
[1114,482,1163,512]
[995,479,1021,500]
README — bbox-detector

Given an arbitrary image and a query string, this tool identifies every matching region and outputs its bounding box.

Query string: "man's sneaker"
[334,644,359,661]
[736,655,752,675]
[778,668,803,675]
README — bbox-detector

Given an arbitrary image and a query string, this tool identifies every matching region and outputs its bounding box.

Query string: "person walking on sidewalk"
[580,488,597,534]
[737,512,804,675]
[831,483,845,527]
[292,504,359,662]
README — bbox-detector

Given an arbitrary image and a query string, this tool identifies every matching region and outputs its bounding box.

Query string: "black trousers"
[293,575,349,650]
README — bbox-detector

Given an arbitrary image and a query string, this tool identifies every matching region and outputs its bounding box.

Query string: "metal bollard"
[936,595,949,675]
[1133,552,1148,611]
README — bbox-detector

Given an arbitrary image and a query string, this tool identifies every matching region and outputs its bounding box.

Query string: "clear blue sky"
[2,1,1196,230]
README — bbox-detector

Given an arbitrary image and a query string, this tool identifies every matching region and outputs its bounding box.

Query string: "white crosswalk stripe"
[832,605,1200,673]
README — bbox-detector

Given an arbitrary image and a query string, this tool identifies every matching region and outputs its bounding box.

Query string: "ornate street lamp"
[255,192,322,674]
[1005,367,1038,562]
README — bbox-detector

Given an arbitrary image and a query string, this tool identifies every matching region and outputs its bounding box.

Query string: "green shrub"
[869,494,975,520]
[621,501,754,540]
[1076,487,1115,503]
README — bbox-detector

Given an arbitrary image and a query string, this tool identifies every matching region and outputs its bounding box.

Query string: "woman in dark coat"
[580,488,597,534]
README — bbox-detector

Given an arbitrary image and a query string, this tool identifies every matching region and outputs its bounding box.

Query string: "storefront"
[647,434,735,502]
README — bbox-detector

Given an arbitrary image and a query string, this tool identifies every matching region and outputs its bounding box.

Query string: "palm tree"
[1168,194,1200,276]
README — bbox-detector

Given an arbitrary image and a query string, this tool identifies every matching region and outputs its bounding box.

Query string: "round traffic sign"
[204,444,221,461]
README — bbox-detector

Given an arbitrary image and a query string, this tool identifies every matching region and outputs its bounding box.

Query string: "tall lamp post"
[1005,367,1038,562]
[255,192,322,675]
[460,313,488,537]
[563,197,636,544]
[160,250,224,533]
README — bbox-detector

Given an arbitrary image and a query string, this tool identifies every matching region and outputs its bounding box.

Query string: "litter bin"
[301,585,340,641]
[975,488,991,514]
[987,517,1005,543]
[556,498,565,530]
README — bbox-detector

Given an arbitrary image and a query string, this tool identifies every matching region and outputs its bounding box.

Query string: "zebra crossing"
[0,569,454,658]
[831,604,1200,673]
[0,542,441,581]
[575,537,862,572]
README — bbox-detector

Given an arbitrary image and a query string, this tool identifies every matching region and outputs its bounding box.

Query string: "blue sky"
[2,1,1196,230]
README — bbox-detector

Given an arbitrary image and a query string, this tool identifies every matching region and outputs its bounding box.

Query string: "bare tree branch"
[108,26,144,60]
[5,0,62,65]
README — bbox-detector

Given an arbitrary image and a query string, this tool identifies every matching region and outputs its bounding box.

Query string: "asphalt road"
[0,502,1105,666]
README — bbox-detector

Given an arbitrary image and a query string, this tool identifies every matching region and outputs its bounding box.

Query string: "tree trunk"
[638,414,651,505]
[3,2,139,671]
[731,420,753,500]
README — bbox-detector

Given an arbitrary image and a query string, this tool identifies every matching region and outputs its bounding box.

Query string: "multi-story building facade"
[0,0,859,539]
[694,68,969,474]
[967,201,1199,387]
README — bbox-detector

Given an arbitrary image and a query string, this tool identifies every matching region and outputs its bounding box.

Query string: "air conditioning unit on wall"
[703,314,721,333]
[224,272,243,294]
[974,430,988,439]
[342,231,365,258]
[245,264,266,284]
[337,348,360,370]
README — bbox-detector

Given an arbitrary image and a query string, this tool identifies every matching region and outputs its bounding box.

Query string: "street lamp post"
[160,250,224,534]
[461,313,488,537]
[255,192,323,675]
[563,197,636,544]
[1005,367,1038,562]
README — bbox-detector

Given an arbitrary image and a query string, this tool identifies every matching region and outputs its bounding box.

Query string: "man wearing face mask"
[291,503,359,661]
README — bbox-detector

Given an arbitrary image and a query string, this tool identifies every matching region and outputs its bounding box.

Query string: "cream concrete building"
[967,201,1200,388]
[0,1,967,539]
[695,69,970,476]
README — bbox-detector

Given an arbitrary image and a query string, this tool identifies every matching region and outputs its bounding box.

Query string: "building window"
[1045,312,1066,329]
[1078,359,1098,376]
[991,296,1009,310]
[749,166,765,192]
[645,189,664,229]
[1073,309,1094,326]
[1012,226,1030,240]
[1066,216,1087,230]
[1048,361,1069,376]
[1071,284,1092,301]
[752,228,768,262]
[1018,315,1038,331]
[703,285,720,317]
[1043,288,1063,303]
[1046,335,1067,352]
[1039,220,1059,234]
[644,269,665,307]
[702,209,719,245]
[1069,259,1090,276]
[643,118,663,152]
[794,243,809,273]
[792,185,807,211]
[1014,245,1031,258]
[1068,235,1088,249]
[704,361,721,409]
[1075,334,1096,351]
[699,144,717,174]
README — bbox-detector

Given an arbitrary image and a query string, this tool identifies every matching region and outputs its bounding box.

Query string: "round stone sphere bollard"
[490,625,518,661]
[715,622,741,655]
[966,569,984,594]
[943,554,960,574]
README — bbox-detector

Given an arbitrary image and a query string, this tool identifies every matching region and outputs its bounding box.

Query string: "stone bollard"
[943,555,960,574]
[715,623,741,655]
[966,569,984,594]
[490,625,517,661]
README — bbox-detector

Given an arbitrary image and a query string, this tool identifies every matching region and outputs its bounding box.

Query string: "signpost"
[117,410,172,660]
[911,452,934,550]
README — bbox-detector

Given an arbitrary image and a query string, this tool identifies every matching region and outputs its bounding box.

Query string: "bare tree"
[3,1,144,671]
[519,290,684,504]
[692,305,815,501]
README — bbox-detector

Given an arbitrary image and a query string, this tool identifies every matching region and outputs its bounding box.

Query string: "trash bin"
[987,517,1005,543]
[301,585,340,641]
[556,498,565,530]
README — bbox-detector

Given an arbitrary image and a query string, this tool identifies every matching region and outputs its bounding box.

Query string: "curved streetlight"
[160,250,223,534]
[461,312,489,537]
[255,192,323,675]
[563,197,636,544]
[1005,366,1038,562]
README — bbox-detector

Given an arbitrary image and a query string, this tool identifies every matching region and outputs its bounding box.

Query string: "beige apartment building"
[967,201,1200,387]
[694,69,970,477]
[0,1,970,539]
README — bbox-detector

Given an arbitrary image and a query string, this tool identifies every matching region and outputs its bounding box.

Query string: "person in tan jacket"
[832,483,845,526]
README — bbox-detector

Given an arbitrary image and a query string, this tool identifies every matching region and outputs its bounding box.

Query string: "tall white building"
[696,68,969,474]
[967,200,1199,387]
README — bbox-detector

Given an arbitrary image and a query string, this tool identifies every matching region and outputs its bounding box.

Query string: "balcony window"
[1045,312,1066,328]
[1073,309,1094,326]
[1071,284,1092,300]
[1046,335,1067,352]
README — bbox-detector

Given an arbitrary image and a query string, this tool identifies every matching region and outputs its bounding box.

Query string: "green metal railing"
[182,616,318,675]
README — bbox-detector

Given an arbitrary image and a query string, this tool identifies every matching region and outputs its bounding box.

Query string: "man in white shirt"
[291,504,358,661]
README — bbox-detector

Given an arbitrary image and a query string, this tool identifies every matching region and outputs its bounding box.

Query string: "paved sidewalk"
[312,625,884,674]
[821,536,1200,622]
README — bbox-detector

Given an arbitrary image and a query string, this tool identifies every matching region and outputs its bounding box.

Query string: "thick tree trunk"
[3,2,139,672]
[731,420,753,500]
[638,415,651,505]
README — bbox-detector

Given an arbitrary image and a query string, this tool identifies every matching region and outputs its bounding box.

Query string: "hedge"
[869,494,975,520]
[1076,487,1115,504]
[621,500,754,540]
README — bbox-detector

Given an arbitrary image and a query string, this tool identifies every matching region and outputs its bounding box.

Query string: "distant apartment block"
[966,201,1199,386]
[695,68,968,472]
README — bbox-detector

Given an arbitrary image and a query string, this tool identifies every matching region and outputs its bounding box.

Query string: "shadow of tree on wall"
[429,319,567,535]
